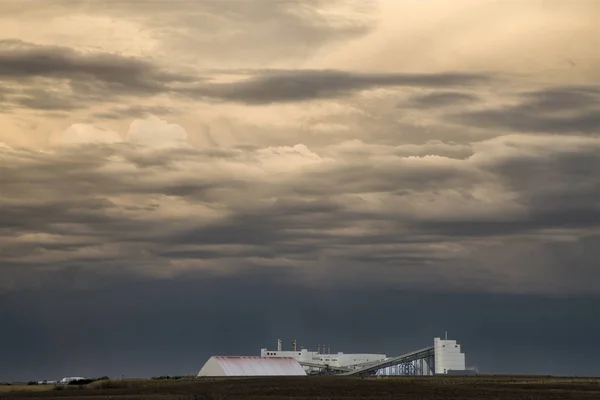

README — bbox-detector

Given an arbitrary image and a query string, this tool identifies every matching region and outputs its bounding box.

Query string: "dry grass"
[1,375,599,399]
[0,384,53,394]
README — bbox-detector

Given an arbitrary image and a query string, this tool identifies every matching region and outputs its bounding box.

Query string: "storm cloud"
[187,70,489,104]
[1,0,599,382]
[0,41,491,109]
[1,272,599,381]
[0,40,198,112]
[0,39,193,92]
[0,40,492,111]
[2,125,599,296]
[449,86,600,133]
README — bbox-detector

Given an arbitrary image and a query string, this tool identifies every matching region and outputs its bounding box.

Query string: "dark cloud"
[449,85,600,133]
[2,132,600,296]
[405,91,480,109]
[453,108,600,134]
[188,70,490,104]
[0,270,599,381]
[0,39,195,93]
[92,105,176,120]
[2,0,599,384]
[2,95,600,385]
[0,40,491,110]
[0,40,205,114]
[11,88,82,110]
[521,86,600,111]
[414,137,600,237]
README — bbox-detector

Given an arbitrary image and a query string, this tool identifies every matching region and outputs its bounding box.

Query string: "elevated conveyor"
[342,346,435,377]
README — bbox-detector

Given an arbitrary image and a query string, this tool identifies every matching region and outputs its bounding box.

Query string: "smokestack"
[277,339,282,352]
[328,344,331,354]
[317,344,321,353]
[292,340,297,352]
[445,331,448,340]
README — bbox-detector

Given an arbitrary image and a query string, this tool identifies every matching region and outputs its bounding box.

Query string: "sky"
[0,0,599,381]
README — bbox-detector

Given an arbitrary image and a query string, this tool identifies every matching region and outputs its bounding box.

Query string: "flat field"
[2,375,600,400]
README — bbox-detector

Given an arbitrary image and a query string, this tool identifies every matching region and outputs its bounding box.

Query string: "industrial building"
[433,336,465,374]
[259,335,468,376]
[260,339,386,374]
[197,356,306,377]
[197,334,469,377]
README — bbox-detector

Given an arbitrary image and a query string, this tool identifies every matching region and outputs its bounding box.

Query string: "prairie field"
[2,375,600,400]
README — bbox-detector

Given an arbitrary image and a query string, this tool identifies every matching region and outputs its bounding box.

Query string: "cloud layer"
[3,116,599,294]
[450,86,600,134]
[0,40,492,111]
[1,0,599,381]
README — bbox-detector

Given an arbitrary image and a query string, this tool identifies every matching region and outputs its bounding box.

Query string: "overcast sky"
[1,0,599,381]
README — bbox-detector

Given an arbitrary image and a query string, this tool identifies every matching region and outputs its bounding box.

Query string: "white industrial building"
[259,336,467,376]
[197,335,468,378]
[260,339,385,373]
[433,336,465,374]
[197,356,306,377]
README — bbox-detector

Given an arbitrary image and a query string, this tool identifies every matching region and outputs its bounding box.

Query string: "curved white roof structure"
[198,356,306,377]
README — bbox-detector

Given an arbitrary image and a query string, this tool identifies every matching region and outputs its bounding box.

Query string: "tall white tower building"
[434,336,466,374]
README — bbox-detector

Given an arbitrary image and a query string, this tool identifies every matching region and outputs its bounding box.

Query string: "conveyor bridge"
[298,346,436,376]
[342,346,435,377]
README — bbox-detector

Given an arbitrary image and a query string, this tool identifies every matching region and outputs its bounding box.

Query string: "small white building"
[59,377,85,384]
[198,356,306,377]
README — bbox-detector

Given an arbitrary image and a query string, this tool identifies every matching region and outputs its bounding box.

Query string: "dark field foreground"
[2,376,600,400]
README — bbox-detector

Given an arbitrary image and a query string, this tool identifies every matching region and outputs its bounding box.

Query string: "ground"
[2,376,600,400]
